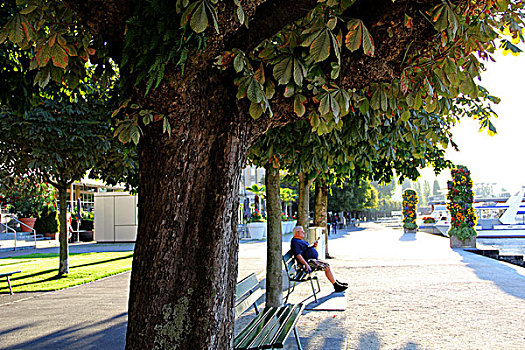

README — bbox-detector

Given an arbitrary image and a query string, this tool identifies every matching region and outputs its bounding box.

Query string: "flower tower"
[447,165,477,247]
[402,189,419,232]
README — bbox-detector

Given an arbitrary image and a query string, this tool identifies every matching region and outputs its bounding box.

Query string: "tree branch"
[62,0,131,61]
[223,0,319,53]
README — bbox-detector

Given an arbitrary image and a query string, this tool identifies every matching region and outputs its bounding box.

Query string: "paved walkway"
[1,223,524,349]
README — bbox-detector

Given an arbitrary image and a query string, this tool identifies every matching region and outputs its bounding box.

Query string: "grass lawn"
[0,251,133,294]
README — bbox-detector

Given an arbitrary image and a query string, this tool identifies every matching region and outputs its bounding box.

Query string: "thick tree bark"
[264,163,282,307]
[57,186,69,276]
[313,179,329,258]
[125,68,256,349]
[297,172,314,229]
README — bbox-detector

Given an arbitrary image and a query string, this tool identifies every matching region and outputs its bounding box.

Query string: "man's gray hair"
[293,226,304,235]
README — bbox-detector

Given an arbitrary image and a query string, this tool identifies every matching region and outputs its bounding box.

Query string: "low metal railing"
[0,222,18,250]
[5,215,37,250]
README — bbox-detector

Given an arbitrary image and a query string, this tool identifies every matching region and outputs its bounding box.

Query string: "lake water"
[477,238,525,255]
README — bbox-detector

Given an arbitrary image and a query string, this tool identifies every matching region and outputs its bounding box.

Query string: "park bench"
[0,270,21,295]
[282,250,321,303]
[235,273,304,350]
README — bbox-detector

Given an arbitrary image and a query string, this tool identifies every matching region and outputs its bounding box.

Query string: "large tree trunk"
[125,70,254,349]
[314,179,329,258]
[264,163,282,307]
[297,172,314,228]
[57,185,69,276]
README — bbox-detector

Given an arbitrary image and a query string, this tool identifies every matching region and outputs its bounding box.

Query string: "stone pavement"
[0,223,524,349]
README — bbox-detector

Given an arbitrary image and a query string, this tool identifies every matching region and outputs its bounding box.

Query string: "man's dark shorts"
[307,259,330,271]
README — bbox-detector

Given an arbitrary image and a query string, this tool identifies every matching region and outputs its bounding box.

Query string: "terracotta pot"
[19,217,37,232]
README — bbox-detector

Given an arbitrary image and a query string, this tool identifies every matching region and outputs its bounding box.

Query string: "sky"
[421,50,525,194]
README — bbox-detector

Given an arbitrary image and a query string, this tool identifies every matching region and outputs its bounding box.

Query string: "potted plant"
[34,206,59,239]
[0,177,55,232]
[447,166,477,248]
[422,217,436,224]
[402,189,419,233]
[247,209,266,239]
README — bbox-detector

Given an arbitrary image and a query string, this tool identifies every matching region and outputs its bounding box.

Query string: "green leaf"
[359,98,369,114]
[284,84,295,98]
[401,110,411,122]
[345,19,374,56]
[330,63,340,80]
[318,94,331,115]
[130,125,140,145]
[310,29,331,62]
[163,116,172,137]
[327,18,337,31]
[345,19,362,51]
[36,45,51,67]
[247,79,263,103]
[414,93,423,110]
[233,54,244,72]
[424,77,434,97]
[294,94,307,117]
[204,0,219,33]
[265,80,275,99]
[236,5,245,25]
[370,88,381,110]
[190,1,208,33]
[380,87,388,112]
[181,2,200,26]
[361,23,375,56]
[293,58,305,86]
[20,5,38,15]
[0,29,7,45]
[273,56,293,85]
[459,75,475,96]
[50,44,68,69]
[249,102,264,119]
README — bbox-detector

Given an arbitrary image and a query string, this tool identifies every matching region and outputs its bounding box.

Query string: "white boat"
[434,187,525,238]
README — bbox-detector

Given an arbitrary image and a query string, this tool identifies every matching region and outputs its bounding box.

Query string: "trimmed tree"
[402,189,419,232]
[446,165,477,244]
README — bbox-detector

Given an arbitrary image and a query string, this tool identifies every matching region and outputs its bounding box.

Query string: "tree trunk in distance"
[57,186,69,276]
[314,179,329,258]
[265,163,283,307]
[297,172,314,228]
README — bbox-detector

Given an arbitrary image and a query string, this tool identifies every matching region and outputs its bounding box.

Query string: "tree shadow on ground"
[357,331,421,350]
[2,312,127,350]
[6,254,133,289]
[458,249,525,300]
[399,232,417,242]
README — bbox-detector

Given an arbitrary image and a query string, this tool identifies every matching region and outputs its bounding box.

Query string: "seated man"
[291,226,348,292]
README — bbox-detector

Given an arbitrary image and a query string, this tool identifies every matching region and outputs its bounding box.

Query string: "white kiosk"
[94,192,138,242]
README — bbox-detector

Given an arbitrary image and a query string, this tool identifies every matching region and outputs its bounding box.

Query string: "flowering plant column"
[402,189,419,232]
[446,165,477,242]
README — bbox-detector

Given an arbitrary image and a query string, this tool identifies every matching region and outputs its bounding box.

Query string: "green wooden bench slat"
[234,307,280,350]
[257,305,297,349]
[235,288,263,319]
[282,251,295,272]
[268,304,305,348]
[246,306,294,349]
[235,271,304,350]
[236,273,259,301]
[242,306,296,350]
